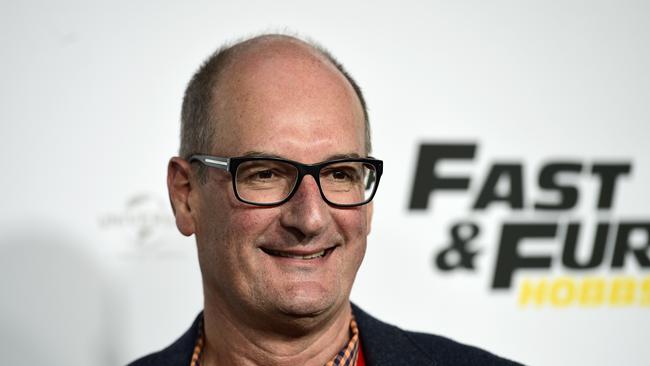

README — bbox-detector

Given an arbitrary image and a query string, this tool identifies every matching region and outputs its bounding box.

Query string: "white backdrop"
[1,1,649,365]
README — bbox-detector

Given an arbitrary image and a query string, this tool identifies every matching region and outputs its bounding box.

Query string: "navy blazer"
[128,304,522,365]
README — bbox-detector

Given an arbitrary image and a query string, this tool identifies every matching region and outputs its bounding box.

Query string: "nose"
[279,175,332,240]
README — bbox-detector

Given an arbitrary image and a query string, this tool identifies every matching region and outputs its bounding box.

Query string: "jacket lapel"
[352,303,435,366]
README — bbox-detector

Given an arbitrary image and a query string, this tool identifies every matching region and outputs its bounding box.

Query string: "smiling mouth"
[261,247,336,260]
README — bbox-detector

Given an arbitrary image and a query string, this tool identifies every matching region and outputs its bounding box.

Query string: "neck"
[201,300,352,366]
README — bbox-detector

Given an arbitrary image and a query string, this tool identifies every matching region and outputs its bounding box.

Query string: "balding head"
[179,34,370,176]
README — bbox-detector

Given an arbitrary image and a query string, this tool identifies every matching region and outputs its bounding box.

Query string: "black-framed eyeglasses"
[189,154,383,207]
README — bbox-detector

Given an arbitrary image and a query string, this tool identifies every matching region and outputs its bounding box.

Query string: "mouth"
[260,246,337,260]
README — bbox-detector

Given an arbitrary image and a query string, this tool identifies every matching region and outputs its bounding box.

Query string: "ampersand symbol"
[435,222,481,271]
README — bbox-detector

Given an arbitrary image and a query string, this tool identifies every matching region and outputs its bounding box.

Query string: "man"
[130,34,520,366]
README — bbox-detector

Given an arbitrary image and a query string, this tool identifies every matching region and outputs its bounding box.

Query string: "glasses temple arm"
[189,155,230,171]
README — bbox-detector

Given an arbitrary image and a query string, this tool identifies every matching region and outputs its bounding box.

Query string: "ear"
[365,201,373,236]
[167,157,197,236]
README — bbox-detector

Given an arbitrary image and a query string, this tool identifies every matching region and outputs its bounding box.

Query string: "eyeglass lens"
[234,160,378,205]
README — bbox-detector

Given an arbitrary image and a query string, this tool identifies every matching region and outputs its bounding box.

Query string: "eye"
[254,169,275,180]
[322,165,361,183]
[242,167,287,183]
[237,160,298,187]
[331,169,352,181]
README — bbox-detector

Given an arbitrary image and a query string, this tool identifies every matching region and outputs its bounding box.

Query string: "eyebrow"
[241,151,363,161]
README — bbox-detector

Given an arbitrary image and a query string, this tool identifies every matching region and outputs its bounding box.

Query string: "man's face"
[190,42,371,324]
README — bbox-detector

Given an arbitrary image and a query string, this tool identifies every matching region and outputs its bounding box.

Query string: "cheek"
[194,188,247,275]
[200,199,280,266]
[336,207,370,239]
[196,203,280,293]
[334,208,369,268]
[196,181,270,237]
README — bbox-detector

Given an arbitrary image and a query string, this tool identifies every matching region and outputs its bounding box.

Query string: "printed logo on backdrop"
[409,143,650,308]
[98,193,182,258]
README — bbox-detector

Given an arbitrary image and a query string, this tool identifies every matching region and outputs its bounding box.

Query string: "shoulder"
[127,307,523,366]
[400,330,523,366]
[126,313,201,366]
[351,304,523,366]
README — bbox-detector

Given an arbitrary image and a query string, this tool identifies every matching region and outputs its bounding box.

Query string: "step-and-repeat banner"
[1,1,648,365]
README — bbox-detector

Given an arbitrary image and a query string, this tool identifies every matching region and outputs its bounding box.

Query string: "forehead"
[209,38,366,160]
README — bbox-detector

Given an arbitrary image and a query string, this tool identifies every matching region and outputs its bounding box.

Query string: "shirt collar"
[191,313,360,366]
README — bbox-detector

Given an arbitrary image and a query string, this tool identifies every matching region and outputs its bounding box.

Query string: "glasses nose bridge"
[303,163,322,179]
[293,163,324,193]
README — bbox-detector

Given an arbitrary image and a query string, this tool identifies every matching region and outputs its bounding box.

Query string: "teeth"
[267,249,326,259]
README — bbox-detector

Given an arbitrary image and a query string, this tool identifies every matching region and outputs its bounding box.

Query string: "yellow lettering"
[516,276,650,308]
[609,277,636,306]
[550,277,576,307]
[579,277,605,307]
[518,278,547,307]
[640,276,650,307]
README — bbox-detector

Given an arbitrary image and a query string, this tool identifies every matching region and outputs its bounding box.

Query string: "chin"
[274,287,340,319]
[276,298,330,317]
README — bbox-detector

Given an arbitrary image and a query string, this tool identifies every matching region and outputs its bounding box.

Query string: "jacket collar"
[154,303,435,366]
[352,303,435,366]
